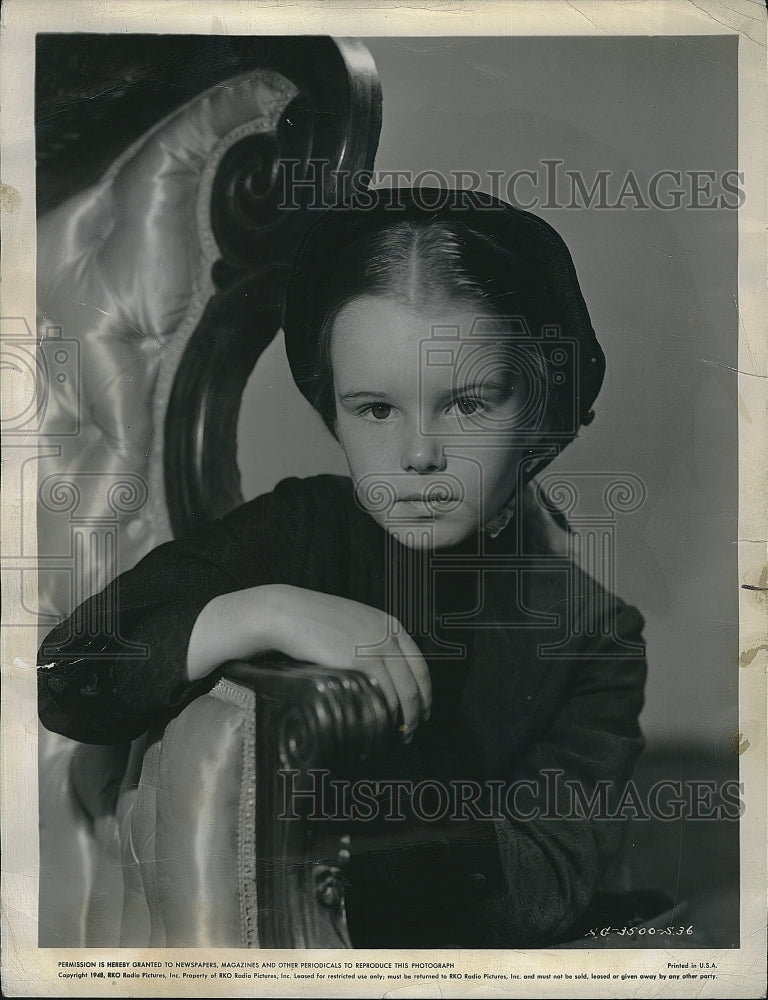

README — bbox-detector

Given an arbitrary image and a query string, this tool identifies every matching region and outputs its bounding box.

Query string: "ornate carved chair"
[36,34,389,948]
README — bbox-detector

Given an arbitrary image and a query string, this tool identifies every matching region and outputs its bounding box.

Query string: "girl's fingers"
[363,661,400,722]
[395,631,432,720]
[384,655,422,735]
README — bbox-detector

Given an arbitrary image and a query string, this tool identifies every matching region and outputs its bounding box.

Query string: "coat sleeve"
[452,602,648,947]
[37,486,306,745]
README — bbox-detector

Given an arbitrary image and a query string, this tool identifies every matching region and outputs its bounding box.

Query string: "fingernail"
[423,707,431,722]
[402,732,414,745]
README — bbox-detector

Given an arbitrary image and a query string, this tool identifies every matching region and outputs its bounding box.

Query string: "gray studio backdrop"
[237,35,739,751]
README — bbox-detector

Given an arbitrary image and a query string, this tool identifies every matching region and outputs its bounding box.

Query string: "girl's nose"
[400,427,447,474]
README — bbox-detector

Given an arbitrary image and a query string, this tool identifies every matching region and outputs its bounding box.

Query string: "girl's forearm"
[185,585,280,682]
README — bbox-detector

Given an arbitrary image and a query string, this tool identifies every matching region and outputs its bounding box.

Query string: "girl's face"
[331,294,539,550]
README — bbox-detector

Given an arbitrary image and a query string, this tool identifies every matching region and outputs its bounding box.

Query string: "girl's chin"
[383,518,478,551]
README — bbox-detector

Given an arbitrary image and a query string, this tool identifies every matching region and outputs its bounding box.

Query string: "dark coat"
[38,474,647,947]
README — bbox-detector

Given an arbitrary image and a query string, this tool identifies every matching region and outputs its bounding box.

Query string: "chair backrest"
[36,35,382,948]
[37,35,381,620]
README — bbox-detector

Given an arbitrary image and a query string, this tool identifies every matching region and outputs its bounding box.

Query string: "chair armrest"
[127,658,390,948]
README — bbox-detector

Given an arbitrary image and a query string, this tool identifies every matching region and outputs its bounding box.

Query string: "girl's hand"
[264,584,431,739]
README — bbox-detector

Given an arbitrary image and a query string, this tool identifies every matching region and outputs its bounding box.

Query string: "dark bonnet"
[282,187,605,439]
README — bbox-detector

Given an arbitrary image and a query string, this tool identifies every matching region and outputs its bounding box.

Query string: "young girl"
[38,188,648,948]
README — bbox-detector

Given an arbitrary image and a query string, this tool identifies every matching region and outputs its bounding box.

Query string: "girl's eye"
[453,396,484,416]
[363,402,393,421]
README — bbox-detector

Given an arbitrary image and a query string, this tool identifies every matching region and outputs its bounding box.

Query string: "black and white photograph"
[1,1,765,997]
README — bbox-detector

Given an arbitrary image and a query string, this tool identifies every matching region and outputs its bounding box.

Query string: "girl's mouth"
[397,493,461,514]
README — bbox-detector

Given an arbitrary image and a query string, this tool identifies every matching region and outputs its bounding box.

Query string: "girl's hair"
[310,218,566,437]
